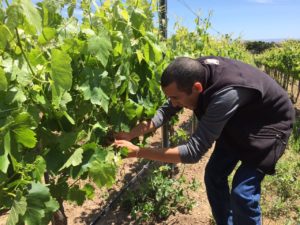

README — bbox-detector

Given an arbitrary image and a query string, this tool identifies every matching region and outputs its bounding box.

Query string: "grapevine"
[0,0,260,224]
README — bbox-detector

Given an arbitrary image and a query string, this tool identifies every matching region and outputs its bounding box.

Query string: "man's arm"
[179,87,256,163]
[114,100,182,162]
[114,139,182,163]
[115,100,182,140]
[115,87,256,163]
[151,100,182,128]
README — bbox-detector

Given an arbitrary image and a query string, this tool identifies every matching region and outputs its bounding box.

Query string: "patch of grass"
[121,165,198,224]
[261,151,300,222]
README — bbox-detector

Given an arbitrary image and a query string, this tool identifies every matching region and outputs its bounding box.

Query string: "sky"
[167,0,300,41]
[27,0,300,41]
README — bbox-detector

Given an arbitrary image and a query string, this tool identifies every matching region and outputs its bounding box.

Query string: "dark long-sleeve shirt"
[151,87,255,163]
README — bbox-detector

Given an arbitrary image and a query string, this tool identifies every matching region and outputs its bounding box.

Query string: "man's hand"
[114,139,182,163]
[114,140,140,158]
[114,120,156,142]
[114,131,133,141]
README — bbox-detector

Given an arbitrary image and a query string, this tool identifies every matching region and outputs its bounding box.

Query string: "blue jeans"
[204,142,265,225]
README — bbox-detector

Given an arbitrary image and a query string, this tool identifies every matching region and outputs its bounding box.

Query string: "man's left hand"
[114,139,140,158]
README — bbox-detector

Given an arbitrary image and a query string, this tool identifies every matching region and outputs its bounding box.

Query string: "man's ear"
[193,82,203,93]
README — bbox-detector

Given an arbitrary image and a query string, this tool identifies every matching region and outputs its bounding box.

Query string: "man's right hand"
[114,120,156,142]
[114,131,133,141]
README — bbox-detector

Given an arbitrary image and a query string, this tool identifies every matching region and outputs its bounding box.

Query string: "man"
[114,56,295,225]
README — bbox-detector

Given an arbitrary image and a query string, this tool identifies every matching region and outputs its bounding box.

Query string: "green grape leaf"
[5,88,27,104]
[51,49,72,107]
[67,3,76,18]
[113,41,123,56]
[136,49,144,63]
[56,131,79,151]
[130,8,147,30]
[60,92,73,108]
[0,25,12,50]
[78,71,110,113]
[6,196,27,225]
[12,128,37,148]
[88,150,116,187]
[128,72,140,95]
[0,132,11,173]
[0,67,7,91]
[109,105,131,132]
[6,4,23,30]
[2,58,13,76]
[89,162,116,188]
[89,121,109,139]
[51,49,72,90]
[67,185,86,205]
[124,99,143,120]
[23,182,59,225]
[144,36,162,63]
[13,112,36,127]
[28,49,47,67]
[82,184,95,200]
[70,145,95,179]
[15,64,32,86]
[61,38,85,54]
[32,156,46,181]
[119,147,129,159]
[40,198,60,224]
[11,112,37,149]
[24,206,44,225]
[143,42,150,63]
[87,33,112,67]
[150,41,162,62]
[18,0,42,33]
[48,178,69,201]
[38,27,56,45]
[59,147,83,171]
[90,87,109,113]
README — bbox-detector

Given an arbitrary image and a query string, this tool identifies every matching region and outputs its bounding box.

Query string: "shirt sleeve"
[151,100,182,128]
[179,87,256,163]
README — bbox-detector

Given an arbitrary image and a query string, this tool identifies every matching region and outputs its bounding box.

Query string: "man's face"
[162,82,202,110]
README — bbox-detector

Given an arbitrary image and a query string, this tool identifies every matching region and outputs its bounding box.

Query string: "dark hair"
[161,57,206,94]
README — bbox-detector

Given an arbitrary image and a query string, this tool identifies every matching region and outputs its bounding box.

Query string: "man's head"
[161,57,206,110]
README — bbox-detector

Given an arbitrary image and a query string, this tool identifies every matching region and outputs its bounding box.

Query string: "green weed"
[121,165,198,223]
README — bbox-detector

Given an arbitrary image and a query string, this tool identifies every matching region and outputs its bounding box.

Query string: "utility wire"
[175,0,223,36]
[177,0,198,17]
